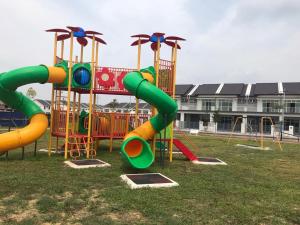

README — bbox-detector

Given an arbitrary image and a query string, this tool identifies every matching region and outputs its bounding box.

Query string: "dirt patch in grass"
[2,193,16,201]
[42,223,62,225]
[105,210,147,223]
[65,204,90,222]
[87,189,109,209]
[0,207,4,223]
[54,191,73,201]
[60,189,110,223]
[88,189,102,202]
[6,199,39,223]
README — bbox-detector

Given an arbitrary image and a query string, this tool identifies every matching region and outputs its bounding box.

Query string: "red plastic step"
[173,139,198,161]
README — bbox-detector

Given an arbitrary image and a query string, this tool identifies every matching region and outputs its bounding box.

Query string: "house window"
[202,99,215,111]
[181,97,188,103]
[180,97,196,104]
[262,100,280,113]
[285,100,300,113]
[238,98,257,104]
[219,99,232,111]
[238,98,246,104]
[187,98,197,104]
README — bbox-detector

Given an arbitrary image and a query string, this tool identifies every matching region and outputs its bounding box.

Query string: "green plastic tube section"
[0,65,50,119]
[120,71,177,169]
[123,71,178,131]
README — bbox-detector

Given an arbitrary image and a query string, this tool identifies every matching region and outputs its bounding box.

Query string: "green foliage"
[107,98,119,109]
[37,196,58,213]
[26,87,37,99]
[212,110,221,123]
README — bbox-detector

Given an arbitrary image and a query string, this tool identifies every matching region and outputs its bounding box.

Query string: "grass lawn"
[0,132,299,225]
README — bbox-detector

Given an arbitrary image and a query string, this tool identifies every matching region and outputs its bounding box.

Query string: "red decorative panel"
[94,67,134,95]
[95,67,115,89]
[94,63,174,96]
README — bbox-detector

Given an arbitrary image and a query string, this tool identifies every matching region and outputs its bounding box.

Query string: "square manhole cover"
[120,173,179,189]
[64,159,111,169]
[192,157,227,165]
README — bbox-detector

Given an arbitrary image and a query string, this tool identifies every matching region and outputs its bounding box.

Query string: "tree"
[107,99,118,111]
[273,102,284,112]
[212,110,221,133]
[212,110,221,123]
[26,87,37,99]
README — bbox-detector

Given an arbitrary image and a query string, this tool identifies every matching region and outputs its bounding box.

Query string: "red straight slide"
[173,139,198,161]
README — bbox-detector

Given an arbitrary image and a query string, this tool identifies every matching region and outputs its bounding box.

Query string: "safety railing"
[93,61,174,96]
[91,112,150,138]
[158,59,174,96]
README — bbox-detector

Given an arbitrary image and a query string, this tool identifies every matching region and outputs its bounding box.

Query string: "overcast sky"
[1,0,300,103]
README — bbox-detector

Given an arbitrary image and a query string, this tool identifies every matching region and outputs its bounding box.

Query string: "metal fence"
[177,121,199,129]
[0,111,28,127]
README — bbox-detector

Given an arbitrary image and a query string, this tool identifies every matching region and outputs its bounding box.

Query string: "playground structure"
[227,116,283,150]
[45,28,187,169]
[0,26,196,169]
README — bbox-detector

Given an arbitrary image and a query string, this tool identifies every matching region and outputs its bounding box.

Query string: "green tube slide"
[0,66,50,118]
[120,67,178,169]
[124,70,177,130]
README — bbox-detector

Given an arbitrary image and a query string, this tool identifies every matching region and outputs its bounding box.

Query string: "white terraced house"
[175,82,300,136]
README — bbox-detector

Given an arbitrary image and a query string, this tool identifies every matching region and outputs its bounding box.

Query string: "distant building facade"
[2,82,300,137]
[175,82,300,136]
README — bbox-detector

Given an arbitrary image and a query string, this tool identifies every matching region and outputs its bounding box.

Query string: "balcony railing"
[180,103,197,110]
[262,108,280,113]
[236,105,257,112]
[218,106,232,112]
[285,107,300,114]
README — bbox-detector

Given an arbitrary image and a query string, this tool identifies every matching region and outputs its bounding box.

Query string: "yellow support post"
[80,45,84,63]
[57,40,64,115]
[71,92,76,134]
[76,93,81,133]
[151,39,160,155]
[61,40,64,59]
[94,42,100,151]
[95,42,99,67]
[135,39,141,128]
[86,35,96,158]
[48,32,58,156]
[64,32,74,159]
[94,42,99,110]
[169,41,178,162]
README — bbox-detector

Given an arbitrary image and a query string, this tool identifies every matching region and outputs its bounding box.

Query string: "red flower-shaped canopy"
[46,26,106,46]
